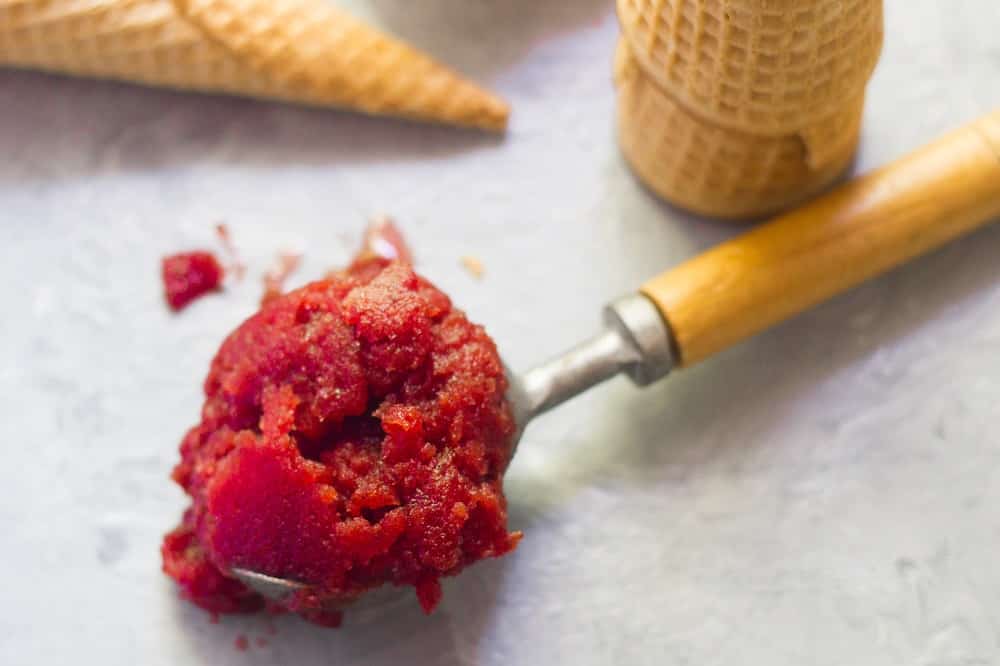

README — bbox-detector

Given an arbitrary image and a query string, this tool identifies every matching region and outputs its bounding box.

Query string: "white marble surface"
[3,1,1000,664]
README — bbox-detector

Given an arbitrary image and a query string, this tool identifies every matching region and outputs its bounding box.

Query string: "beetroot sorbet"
[162,255,519,624]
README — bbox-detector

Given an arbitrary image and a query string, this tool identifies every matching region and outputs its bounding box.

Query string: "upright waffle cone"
[615,42,860,220]
[615,0,882,219]
[617,0,882,135]
[0,0,509,131]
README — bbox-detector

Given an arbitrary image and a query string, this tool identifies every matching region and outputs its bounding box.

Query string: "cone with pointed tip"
[0,0,509,131]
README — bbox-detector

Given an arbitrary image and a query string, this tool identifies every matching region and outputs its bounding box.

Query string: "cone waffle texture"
[617,0,882,135]
[615,0,882,219]
[615,41,861,220]
[0,0,509,131]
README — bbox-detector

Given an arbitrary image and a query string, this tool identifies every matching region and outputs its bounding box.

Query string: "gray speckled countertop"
[4,1,1000,664]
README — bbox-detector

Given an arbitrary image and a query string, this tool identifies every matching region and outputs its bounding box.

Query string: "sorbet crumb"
[260,251,302,306]
[234,635,249,651]
[162,251,224,311]
[357,215,413,264]
[460,255,485,279]
[215,223,246,281]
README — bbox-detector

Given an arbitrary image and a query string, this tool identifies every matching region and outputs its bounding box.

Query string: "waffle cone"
[615,42,860,220]
[0,0,509,131]
[616,0,882,136]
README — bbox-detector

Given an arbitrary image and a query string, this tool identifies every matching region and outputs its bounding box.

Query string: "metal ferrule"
[507,293,675,438]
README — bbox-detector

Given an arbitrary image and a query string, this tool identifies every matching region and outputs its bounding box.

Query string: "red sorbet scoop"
[162,251,519,626]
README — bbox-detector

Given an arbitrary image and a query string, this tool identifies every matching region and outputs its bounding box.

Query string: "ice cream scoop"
[234,109,1000,604]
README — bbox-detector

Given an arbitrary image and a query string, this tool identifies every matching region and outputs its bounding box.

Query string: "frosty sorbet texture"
[162,255,519,625]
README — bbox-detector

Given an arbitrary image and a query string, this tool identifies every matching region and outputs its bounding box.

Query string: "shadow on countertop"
[0,2,615,186]
[368,0,615,80]
[504,218,1000,520]
[0,70,506,186]
[168,554,515,666]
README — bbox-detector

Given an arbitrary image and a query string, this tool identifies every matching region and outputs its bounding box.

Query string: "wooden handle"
[642,110,1000,367]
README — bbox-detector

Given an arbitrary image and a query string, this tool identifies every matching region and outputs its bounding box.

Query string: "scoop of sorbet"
[162,254,519,625]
